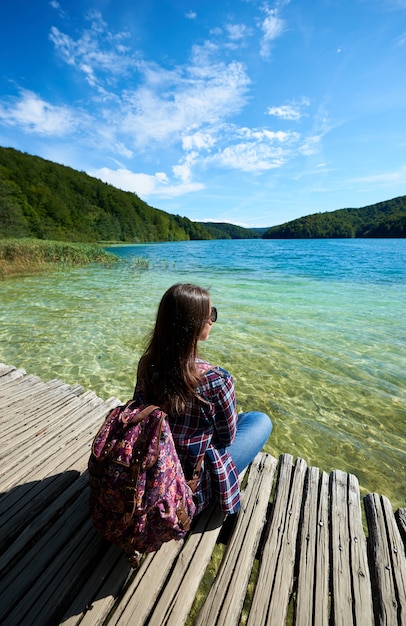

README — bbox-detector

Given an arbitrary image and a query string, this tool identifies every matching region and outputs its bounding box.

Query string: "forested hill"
[1,146,404,242]
[197,221,260,239]
[0,147,214,242]
[264,196,406,238]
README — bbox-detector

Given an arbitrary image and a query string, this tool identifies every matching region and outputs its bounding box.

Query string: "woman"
[133,283,272,515]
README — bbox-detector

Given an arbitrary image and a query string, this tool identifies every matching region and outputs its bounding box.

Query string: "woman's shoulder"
[196,359,233,384]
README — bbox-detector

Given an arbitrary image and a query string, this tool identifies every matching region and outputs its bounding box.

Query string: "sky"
[0,0,405,228]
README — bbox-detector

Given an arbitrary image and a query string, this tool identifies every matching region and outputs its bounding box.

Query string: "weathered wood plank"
[330,469,354,626]
[7,523,103,626]
[0,397,118,490]
[145,504,227,626]
[0,482,90,620]
[347,473,374,625]
[60,544,132,626]
[1,364,404,626]
[108,541,185,626]
[0,364,20,377]
[396,509,406,546]
[313,471,330,626]
[247,454,307,626]
[0,470,86,573]
[195,453,278,626]
[365,494,406,626]
[295,466,329,626]
[0,365,26,382]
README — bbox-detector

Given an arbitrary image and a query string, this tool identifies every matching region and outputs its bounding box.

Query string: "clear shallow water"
[1,239,405,510]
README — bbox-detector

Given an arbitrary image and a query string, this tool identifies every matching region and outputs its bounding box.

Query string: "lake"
[1,238,405,510]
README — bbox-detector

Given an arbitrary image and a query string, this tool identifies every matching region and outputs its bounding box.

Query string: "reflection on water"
[1,239,405,510]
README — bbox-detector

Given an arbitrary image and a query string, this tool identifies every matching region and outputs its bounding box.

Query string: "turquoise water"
[1,239,405,509]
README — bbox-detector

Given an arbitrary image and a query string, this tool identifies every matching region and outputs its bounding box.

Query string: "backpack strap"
[121,403,161,425]
[187,455,204,494]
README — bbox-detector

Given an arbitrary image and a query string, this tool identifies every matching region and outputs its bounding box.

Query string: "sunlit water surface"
[1,239,405,509]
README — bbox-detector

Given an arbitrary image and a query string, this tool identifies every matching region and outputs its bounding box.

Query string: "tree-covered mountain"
[1,146,404,242]
[198,221,260,239]
[0,147,214,243]
[264,196,406,238]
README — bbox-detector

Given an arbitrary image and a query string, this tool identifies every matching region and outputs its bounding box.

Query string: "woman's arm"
[209,369,238,447]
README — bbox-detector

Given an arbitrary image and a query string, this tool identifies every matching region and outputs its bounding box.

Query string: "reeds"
[0,238,119,278]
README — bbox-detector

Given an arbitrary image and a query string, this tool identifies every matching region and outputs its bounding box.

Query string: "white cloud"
[49,15,136,90]
[48,18,251,160]
[267,102,309,121]
[226,23,252,43]
[89,166,204,198]
[185,11,197,19]
[207,127,299,172]
[298,135,322,156]
[182,131,216,151]
[0,7,313,200]
[116,52,250,150]
[237,127,297,142]
[212,142,286,171]
[0,90,78,135]
[259,5,286,57]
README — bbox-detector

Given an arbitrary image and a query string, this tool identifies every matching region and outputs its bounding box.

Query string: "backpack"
[88,401,201,568]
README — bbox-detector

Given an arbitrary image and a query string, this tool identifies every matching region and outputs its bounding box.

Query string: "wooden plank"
[0,388,110,466]
[0,484,91,622]
[108,541,185,626]
[314,471,330,626]
[0,364,19,377]
[6,523,103,626]
[295,466,327,626]
[247,454,307,626]
[364,493,401,625]
[0,470,87,574]
[195,453,277,626]
[0,383,98,443]
[396,508,406,546]
[146,504,227,626]
[0,391,87,454]
[0,366,26,382]
[365,494,406,626]
[330,469,353,626]
[347,473,374,625]
[0,398,117,491]
[59,544,132,626]
[380,497,406,626]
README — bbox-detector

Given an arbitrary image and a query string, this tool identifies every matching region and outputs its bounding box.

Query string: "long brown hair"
[137,283,211,414]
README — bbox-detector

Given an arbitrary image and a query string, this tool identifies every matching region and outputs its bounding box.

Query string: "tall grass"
[0,238,119,278]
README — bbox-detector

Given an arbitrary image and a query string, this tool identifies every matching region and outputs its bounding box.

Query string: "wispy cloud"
[49,11,136,91]
[0,89,79,135]
[258,1,290,58]
[89,166,204,197]
[0,5,305,199]
[207,126,300,172]
[349,165,406,185]
[267,98,310,121]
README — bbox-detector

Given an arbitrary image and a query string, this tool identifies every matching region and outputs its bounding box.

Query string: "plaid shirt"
[134,359,240,514]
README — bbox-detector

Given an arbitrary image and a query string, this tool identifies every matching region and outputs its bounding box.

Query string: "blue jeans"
[227,411,273,474]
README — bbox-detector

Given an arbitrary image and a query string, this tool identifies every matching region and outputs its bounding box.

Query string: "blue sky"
[1,0,405,227]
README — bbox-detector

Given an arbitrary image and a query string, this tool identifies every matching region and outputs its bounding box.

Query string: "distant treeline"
[0,146,404,241]
[263,197,406,238]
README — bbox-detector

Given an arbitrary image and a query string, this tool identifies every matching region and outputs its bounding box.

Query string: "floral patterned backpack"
[88,401,201,568]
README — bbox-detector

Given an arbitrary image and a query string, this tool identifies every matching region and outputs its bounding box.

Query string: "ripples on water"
[1,239,405,509]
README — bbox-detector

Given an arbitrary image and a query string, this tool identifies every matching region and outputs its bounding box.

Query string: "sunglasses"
[209,306,218,323]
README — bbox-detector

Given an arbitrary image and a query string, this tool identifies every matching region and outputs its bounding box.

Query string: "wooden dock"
[0,363,405,625]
